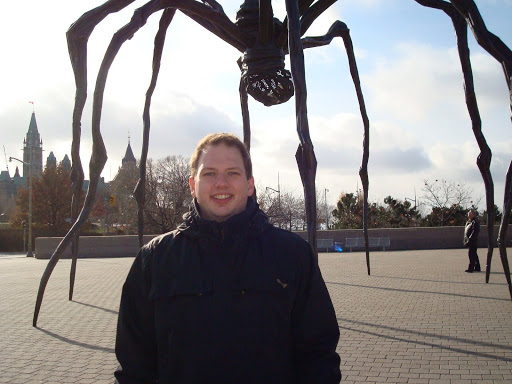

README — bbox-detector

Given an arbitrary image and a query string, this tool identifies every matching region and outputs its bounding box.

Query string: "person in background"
[114,132,341,383]
[464,209,481,273]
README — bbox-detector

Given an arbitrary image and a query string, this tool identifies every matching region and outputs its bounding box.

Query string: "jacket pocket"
[153,277,215,360]
[232,272,296,344]
[234,271,295,294]
[148,266,213,301]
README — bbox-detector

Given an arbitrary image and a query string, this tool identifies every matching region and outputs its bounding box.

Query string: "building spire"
[122,136,136,168]
[27,112,40,138]
[23,112,43,179]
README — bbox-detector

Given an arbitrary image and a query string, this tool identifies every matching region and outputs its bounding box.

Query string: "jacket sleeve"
[292,243,341,383]
[467,220,480,245]
[114,247,158,384]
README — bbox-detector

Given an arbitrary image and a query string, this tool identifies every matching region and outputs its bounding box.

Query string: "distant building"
[122,139,137,168]
[0,167,22,220]
[12,167,23,189]
[61,154,71,171]
[23,112,43,180]
[9,112,71,187]
[1,113,76,220]
[111,138,139,185]
[46,151,57,169]
[2,113,134,221]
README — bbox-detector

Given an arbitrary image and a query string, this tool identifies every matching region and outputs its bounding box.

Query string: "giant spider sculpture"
[33,0,512,326]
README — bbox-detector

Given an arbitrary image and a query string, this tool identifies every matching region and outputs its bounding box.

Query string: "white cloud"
[365,43,464,122]
[428,141,479,171]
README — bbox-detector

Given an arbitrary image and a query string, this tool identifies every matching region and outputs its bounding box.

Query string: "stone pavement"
[1,248,511,383]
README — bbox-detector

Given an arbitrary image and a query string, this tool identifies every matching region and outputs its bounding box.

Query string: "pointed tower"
[12,166,24,189]
[23,112,43,179]
[46,151,57,169]
[122,138,137,168]
[61,154,71,171]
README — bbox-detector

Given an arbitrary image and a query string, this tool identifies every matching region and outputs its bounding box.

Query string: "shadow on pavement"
[36,327,115,353]
[338,317,512,362]
[73,300,119,315]
[325,280,512,302]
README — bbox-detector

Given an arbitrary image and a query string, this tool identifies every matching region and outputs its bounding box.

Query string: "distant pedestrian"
[463,209,481,273]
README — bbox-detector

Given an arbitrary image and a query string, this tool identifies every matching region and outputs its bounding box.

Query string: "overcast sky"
[1,0,511,211]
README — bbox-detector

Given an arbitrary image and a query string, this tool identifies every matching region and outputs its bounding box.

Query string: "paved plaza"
[1,248,512,383]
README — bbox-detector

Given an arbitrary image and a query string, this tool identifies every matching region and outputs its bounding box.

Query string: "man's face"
[468,211,474,220]
[189,143,254,222]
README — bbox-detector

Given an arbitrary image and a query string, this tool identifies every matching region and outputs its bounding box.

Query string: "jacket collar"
[179,198,270,241]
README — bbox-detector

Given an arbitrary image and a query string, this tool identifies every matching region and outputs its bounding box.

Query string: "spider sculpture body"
[33,0,512,326]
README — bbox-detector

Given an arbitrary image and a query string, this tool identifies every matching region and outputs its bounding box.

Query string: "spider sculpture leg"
[33,0,140,326]
[285,0,318,254]
[134,0,257,243]
[134,9,176,248]
[451,10,495,280]
[239,78,251,152]
[238,77,259,202]
[33,0,253,326]
[498,163,512,298]
[66,2,140,303]
[447,0,512,294]
[302,21,371,274]
[500,70,512,292]
[416,0,512,299]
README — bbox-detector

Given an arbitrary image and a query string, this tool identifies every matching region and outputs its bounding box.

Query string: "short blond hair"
[190,133,252,178]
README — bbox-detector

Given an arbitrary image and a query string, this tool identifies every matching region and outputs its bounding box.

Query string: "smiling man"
[114,133,341,384]
[189,137,254,222]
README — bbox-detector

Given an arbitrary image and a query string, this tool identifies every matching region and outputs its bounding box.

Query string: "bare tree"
[280,190,305,231]
[421,179,480,226]
[257,186,306,230]
[257,186,281,227]
[144,156,190,234]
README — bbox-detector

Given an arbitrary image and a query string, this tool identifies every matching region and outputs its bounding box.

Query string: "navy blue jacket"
[115,199,341,383]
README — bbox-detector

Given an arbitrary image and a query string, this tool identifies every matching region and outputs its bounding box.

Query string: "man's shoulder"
[263,226,311,251]
[136,228,192,275]
[139,228,187,265]
[143,229,181,250]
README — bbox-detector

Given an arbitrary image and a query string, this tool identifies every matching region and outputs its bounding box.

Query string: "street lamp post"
[405,197,417,208]
[266,186,281,227]
[265,187,281,204]
[324,188,329,229]
[405,188,418,209]
[266,173,281,228]
[22,221,27,253]
[10,156,34,257]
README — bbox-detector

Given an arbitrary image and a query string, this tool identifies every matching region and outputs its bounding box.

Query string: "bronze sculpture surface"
[33,0,512,326]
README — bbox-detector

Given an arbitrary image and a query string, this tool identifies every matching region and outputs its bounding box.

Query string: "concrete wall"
[35,235,158,259]
[35,225,512,259]
[295,225,512,251]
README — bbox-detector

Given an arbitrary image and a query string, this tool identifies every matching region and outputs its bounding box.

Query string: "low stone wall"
[296,225,512,252]
[35,225,512,259]
[35,235,159,259]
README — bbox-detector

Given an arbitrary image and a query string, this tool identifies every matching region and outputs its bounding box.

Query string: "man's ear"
[247,176,255,197]
[189,176,196,198]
